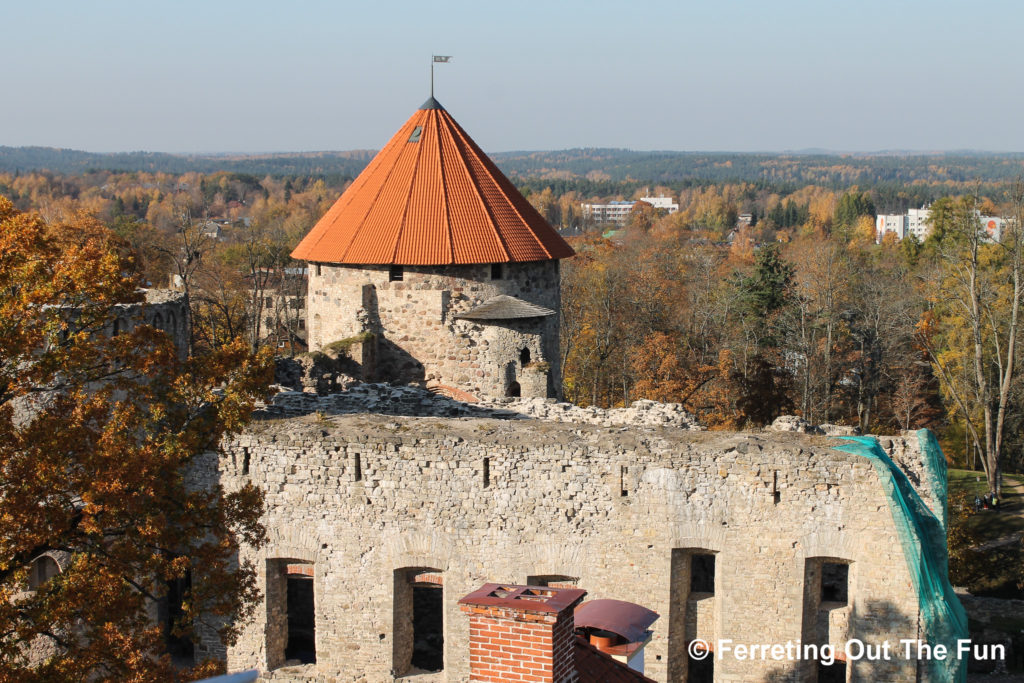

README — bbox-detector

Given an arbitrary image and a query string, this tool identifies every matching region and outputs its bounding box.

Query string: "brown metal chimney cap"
[458,583,587,614]
[573,599,659,643]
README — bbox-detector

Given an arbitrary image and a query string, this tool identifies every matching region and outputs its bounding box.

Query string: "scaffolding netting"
[831,430,967,683]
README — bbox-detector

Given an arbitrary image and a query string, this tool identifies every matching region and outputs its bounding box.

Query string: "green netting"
[916,428,949,530]
[832,431,967,683]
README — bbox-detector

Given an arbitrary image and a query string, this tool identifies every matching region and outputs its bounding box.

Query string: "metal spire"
[431,55,452,98]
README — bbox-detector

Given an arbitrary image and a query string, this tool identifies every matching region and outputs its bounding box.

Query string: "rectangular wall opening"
[821,562,849,604]
[162,570,194,661]
[801,558,853,682]
[526,574,579,589]
[266,559,316,670]
[394,568,444,676]
[688,647,714,683]
[668,548,718,681]
[690,553,715,594]
[412,583,443,671]
[286,571,316,664]
[817,659,847,683]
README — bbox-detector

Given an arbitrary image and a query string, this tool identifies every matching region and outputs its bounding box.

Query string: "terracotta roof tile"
[291,100,574,265]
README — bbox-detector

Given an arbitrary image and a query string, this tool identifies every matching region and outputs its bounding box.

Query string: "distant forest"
[4,145,1024,197]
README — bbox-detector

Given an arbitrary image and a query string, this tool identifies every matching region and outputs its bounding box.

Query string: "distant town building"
[639,196,679,213]
[581,197,678,226]
[906,207,931,241]
[876,207,1005,243]
[582,201,638,225]
[876,214,905,241]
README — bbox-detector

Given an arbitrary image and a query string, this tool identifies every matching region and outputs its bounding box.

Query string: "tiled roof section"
[574,637,656,683]
[454,294,555,320]
[291,100,575,265]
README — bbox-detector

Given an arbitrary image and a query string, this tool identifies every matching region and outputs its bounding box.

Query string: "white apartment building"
[640,196,680,213]
[581,196,678,225]
[906,208,930,241]
[876,214,906,241]
[877,206,1006,243]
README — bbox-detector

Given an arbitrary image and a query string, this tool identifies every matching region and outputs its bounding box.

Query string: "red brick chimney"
[459,583,586,683]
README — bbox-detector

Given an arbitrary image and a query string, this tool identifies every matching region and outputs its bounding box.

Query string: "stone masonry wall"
[306,261,561,399]
[200,412,932,683]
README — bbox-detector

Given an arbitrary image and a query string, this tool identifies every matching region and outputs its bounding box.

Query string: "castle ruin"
[193,100,964,682]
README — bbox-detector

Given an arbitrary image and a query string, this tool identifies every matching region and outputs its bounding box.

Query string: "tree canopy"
[0,197,272,682]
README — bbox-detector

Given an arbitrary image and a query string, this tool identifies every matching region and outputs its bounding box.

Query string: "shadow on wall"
[375,337,426,385]
[256,385,538,421]
[761,600,921,683]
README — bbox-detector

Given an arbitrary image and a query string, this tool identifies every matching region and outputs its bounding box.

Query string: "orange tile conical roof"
[291,98,575,265]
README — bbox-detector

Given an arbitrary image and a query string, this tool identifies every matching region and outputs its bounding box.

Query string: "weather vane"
[431,55,452,98]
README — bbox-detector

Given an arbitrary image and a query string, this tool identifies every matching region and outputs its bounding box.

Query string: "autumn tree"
[155,209,214,354]
[920,190,1024,495]
[0,198,271,682]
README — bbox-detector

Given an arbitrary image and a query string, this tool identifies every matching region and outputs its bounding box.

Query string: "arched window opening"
[519,347,531,366]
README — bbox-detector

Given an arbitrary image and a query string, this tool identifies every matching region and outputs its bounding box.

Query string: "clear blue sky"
[3,0,1021,154]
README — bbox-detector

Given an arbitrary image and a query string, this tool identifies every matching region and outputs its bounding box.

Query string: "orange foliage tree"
[0,198,272,682]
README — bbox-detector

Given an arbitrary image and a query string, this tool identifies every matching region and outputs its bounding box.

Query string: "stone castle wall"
[306,261,561,399]
[198,411,934,682]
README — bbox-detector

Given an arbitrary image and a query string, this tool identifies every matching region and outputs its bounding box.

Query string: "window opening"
[353,453,362,482]
[506,381,521,398]
[163,570,194,659]
[519,347,531,366]
[527,574,578,589]
[394,568,444,675]
[688,646,714,683]
[491,263,503,280]
[412,582,443,671]
[483,457,490,488]
[28,556,59,590]
[390,265,404,282]
[821,562,849,604]
[620,465,628,497]
[242,447,250,476]
[408,126,423,143]
[690,553,715,594]
[818,660,847,683]
[286,572,316,664]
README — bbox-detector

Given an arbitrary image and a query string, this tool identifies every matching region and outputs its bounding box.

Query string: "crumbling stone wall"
[121,289,189,359]
[197,410,936,682]
[306,261,561,399]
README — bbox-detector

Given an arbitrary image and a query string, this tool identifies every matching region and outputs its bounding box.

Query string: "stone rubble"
[769,414,861,436]
[259,382,705,431]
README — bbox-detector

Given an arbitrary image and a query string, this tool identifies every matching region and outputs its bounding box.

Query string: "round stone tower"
[291,97,575,400]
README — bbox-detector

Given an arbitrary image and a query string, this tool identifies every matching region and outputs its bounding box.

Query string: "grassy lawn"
[948,469,1024,542]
